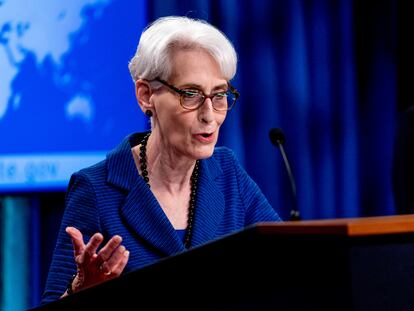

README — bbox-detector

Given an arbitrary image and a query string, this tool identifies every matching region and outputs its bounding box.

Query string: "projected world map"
[0,1,111,123]
[0,0,147,190]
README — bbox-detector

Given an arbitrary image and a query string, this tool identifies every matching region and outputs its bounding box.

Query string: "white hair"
[128,16,238,82]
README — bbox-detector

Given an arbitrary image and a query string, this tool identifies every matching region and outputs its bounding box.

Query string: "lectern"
[32,215,414,310]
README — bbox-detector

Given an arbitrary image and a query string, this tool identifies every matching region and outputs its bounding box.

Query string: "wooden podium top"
[255,214,414,236]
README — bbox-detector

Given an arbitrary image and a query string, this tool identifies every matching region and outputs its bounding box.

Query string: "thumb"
[66,226,85,257]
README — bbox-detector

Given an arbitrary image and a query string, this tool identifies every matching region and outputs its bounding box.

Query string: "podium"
[32,215,414,310]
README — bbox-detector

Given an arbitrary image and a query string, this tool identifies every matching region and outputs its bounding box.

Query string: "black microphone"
[269,128,300,221]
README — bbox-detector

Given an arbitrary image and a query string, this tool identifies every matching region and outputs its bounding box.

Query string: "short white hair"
[128,16,238,82]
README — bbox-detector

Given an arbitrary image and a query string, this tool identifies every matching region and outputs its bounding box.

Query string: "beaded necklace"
[138,132,199,248]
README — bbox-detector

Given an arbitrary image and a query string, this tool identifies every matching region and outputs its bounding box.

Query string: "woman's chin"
[193,145,215,160]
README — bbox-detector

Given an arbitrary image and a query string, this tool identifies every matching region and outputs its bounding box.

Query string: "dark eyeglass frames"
[153,78,239,112]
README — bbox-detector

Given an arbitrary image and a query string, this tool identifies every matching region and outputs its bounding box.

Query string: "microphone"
[269,128,300,221]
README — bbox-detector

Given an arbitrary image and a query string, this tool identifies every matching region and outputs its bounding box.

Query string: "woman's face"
[151,48,228,160]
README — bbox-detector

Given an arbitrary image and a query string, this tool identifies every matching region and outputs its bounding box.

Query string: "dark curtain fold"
[149,0,398,220]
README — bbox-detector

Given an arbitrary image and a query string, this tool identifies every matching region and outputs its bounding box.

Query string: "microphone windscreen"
[269,128,285,146]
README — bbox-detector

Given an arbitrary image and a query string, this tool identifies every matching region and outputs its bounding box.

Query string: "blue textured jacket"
[41,133,281,303]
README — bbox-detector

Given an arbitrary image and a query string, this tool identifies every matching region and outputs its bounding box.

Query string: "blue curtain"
[150,0,397,220]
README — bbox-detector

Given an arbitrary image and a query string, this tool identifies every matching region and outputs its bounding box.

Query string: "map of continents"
[0,0,147,153]
[0,0,147,190]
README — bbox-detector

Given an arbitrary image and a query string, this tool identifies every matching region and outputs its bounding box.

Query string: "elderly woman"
[41,16,281,304]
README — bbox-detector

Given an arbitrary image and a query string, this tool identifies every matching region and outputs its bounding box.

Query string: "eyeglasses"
[154,78,239,112]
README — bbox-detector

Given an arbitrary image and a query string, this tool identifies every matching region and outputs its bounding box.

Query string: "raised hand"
[63,226,130,295]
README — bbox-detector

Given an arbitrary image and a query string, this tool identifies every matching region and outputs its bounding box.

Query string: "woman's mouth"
[194,132,215,143]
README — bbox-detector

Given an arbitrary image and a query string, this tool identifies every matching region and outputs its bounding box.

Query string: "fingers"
[66,227,128,277]
[96,235,122,266]
[78,232,104,265]
[108,249,130,277]
[100,245,126,274]
[66,226,104,265]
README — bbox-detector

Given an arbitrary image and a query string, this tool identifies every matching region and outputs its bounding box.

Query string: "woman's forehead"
[168,50,227,87]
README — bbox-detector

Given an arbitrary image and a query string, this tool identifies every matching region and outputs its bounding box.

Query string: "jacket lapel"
[106,133,185,256]
[190,156,225,248]
[120,181,185,256]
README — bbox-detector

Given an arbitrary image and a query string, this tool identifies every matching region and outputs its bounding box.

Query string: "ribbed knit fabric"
[41,132,281,304]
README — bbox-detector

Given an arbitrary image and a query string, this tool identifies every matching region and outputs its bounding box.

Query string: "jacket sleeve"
[41,172,101,304]
[229,150,283,225]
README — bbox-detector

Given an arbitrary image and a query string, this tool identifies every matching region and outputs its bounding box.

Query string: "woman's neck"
[141,132,197,194]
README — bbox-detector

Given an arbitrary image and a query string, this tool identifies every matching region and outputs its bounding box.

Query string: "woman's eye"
[215,92,228,99]
[183,90,200,98]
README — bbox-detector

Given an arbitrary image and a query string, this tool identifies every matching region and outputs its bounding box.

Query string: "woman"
[41,16,281,304]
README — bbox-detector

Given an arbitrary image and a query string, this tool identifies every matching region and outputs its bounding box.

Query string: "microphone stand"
[269,128,301,221]
[277,142,300,221]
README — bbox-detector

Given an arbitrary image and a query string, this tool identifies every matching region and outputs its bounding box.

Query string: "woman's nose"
[198,98,215,123]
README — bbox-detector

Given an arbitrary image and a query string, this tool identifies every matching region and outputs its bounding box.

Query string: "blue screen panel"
[0,0,148,192]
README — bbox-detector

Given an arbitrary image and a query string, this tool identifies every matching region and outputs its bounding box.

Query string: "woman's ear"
[135,79,153,113]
